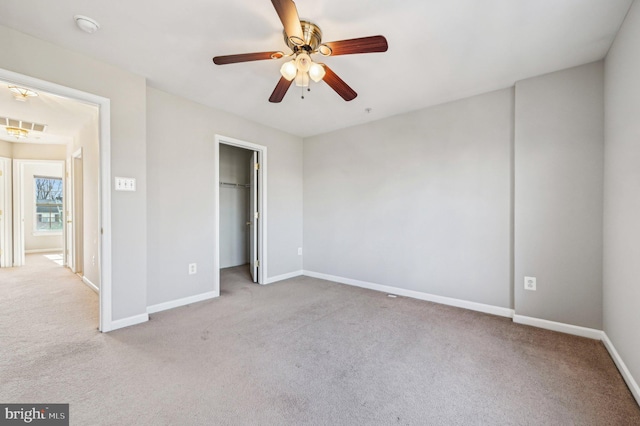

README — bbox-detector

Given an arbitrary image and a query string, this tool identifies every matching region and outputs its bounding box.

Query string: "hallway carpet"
[1,260,639,425]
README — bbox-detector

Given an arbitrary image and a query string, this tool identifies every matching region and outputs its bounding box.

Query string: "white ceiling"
[0,0,632,138]
[0,81,97,145]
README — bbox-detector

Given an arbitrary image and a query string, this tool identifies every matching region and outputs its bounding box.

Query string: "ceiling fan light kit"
[280,61,297,81]
[308,63,325,82]
[212,0,388,103]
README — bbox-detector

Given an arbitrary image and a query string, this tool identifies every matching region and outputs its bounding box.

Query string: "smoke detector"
[74,15,100,34]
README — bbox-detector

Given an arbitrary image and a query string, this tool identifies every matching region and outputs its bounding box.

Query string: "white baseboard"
[108,313,149,331]
[602,333,640,406]
[25,248,63,254]
[82,276,99,293]
[147,291,217,314]
[512,314,604,340]
[265,270,303,284]
[302,270,514,318]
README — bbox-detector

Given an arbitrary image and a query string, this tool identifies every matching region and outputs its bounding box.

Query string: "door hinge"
[254,162,260,170]
[254,211,259,219]
[0,209,3,216]
[0,170,3,176]
[255,260,260,268]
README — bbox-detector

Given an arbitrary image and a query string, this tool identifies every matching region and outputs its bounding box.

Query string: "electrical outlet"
[188,263,197,275]
[524,276,536,291]
[298,247,302,256]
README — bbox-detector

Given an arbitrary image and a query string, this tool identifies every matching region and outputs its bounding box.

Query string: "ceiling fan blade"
[323,35,388,56]
[269,77,293,103]
[271,0,304,43]
[213,51,283,65]
[322,65,357,101]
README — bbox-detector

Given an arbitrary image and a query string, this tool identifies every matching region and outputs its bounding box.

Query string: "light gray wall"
[304,88,513,308]
[69,116,100,288]
[23,162,64,251]
[0,25,148,321]
[219,144,252,268]
[603,0,640,396]
[146,88,303,306]
[514,62,604,329]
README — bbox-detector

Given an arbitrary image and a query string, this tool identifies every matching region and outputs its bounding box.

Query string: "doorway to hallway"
[0,67,112,331]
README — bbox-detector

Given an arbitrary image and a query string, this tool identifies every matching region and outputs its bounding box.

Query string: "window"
[34,176,63,232]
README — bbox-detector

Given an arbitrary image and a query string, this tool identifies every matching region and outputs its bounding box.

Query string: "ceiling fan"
[212,0,388,103]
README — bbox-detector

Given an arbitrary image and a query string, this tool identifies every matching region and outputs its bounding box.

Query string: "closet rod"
[220,181,250,188]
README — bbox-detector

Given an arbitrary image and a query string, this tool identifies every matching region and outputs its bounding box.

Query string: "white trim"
[265,270,303,284]
[98,100,112,333]
[0,67,113,333]
[82,276,99,294]
[512,314,604,340]
[108,313,149,331]
[32,232,63,237]
[146,291,217,314]
[214,135,268,293]
[0,156,12,268]
[25,248,63,254]
[303,270,515,318]
[602,333,640,406]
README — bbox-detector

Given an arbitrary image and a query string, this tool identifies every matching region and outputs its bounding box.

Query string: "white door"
[73,155,84,274]
[65,159,73,270]
[66,151,84,273]
[0,157,12,268]
[249,151,258,283]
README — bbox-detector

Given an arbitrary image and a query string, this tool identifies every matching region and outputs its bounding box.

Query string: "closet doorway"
[214,135,267,294]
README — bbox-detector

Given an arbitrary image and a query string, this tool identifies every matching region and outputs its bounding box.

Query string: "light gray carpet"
[1,257,639,425]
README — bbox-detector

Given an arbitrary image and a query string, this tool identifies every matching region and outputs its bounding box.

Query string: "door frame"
[0,67,112,332]
[12,159,66,266]
[0,157,12,268]
[214,134,267,293]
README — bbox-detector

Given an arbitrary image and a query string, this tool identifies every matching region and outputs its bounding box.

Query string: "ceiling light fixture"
[280,52,325,88]
[8,85,38,102]
[6,127,29,139]
[308,63,326,83]
[74,15,100,34]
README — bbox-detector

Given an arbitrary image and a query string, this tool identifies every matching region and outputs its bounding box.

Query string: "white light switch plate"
[115,177,136,191]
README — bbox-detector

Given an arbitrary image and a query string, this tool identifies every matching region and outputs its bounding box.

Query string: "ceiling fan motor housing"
[284,20,323,52]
